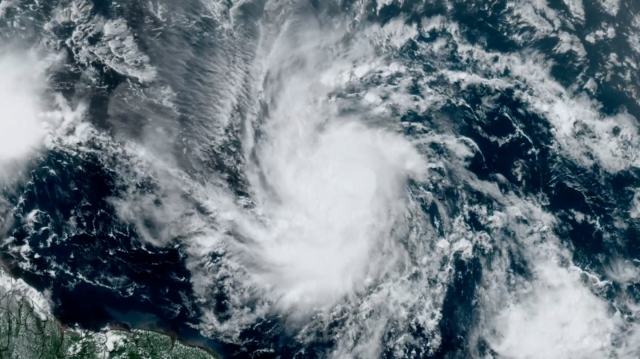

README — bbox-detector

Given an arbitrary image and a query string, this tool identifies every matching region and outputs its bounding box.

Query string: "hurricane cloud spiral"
[222,20,427,311]
[3,0,640,358]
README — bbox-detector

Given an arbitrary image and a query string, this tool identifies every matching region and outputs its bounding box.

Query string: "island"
[0,268,214,359]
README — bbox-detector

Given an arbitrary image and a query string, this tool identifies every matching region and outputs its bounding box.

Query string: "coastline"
[107,322,223,359]
[0,258,224,359]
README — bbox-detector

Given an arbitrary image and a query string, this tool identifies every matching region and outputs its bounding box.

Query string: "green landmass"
[0,270,214,359]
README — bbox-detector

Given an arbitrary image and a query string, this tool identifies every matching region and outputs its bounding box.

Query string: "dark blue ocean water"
[2,0,640,358]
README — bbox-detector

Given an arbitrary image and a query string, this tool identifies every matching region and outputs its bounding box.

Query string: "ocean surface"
[2,0,640,358]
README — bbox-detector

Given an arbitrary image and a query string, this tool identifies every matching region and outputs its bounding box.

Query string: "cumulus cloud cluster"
[0,51,45,164]
[226,16,427,312]
[41,1,640,357]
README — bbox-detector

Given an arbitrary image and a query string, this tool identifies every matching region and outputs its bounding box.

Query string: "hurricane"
[2,0,640,358]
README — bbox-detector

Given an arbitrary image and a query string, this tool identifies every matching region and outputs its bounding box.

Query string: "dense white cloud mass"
[120,4,640,357]
[0,51,45,163]
[223,20,427,312]
[8,0,640,358]
[486,262,618,359]
[237,120,425,310]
